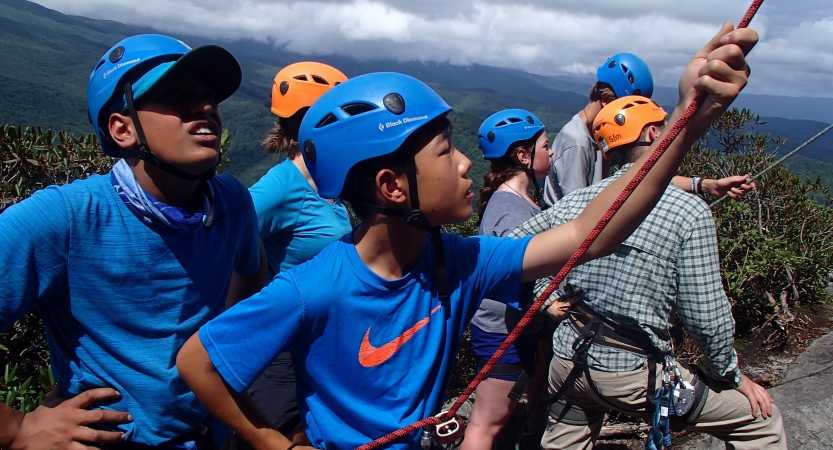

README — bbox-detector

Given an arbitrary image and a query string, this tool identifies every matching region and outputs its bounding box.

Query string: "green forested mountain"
[1,0,830,192]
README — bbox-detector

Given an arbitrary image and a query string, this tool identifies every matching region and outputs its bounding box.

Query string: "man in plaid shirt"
[510,96,786,449]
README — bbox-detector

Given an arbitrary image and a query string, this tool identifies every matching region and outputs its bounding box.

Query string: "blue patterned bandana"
[110,159,212,231]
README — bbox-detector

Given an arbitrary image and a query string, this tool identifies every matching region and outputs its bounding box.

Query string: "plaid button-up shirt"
[509,164,742,387]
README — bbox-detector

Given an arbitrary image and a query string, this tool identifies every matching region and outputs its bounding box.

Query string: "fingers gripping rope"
[356,2,763,448]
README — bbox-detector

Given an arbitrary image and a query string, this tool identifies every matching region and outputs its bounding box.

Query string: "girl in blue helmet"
[177,23,758,450]
[542,52,756,207]
[0,34,266,448]
[462,110,575,450]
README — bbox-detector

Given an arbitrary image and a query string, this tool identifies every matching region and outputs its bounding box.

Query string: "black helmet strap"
[121,82,217,182]
[359,155,449,301]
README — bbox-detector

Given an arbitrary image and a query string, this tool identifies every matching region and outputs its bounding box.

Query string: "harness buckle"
[432,412,466,445]
[570,318,598,366]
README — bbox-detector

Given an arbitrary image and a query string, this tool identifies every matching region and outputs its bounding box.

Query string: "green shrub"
[679,108,833,353]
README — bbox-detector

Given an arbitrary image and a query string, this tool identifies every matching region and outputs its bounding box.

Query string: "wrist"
[701,178,714,196]
[0,407,25,449]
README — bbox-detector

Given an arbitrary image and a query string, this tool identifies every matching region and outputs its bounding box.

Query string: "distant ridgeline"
[0,0,831,193]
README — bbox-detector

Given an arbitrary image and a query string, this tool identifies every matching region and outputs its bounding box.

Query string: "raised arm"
[521,23,758,283]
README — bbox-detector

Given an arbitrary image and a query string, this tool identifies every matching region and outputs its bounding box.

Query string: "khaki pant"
[540,355,787,449]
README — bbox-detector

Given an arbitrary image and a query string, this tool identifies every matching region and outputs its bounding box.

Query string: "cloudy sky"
[34,0,833,98]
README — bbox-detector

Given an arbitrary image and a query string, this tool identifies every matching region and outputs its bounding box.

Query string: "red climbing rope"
[356,2,763,448]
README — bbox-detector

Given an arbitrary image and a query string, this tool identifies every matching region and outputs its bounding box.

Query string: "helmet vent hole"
[506,118,522,124]
[628,73,634,86]
[312,75,329,85]
[526,116,534,124]
[316,113,339,128]
[614,114,626,125]
[621,63,629,73]
[94,60,106,72]
[334,81,341,86]
[495,121,508,127]
[633,88,642,95]
[608,60,617,69]
[293,75,308,81]
[279,81,289,95]
[487,131,496,142]
[342,102,377,116]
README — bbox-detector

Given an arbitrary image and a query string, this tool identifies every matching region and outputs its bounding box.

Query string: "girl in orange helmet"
[247,62,352,444]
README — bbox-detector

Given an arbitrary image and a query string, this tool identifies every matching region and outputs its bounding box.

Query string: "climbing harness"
[711,122,833,207]
[544,301,667,413]
[355,2,763,448]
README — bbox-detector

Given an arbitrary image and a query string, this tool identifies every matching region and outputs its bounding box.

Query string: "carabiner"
[432,412,466,445]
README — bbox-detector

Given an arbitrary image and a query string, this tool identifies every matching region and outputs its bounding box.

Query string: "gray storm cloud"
[32,0,833,97]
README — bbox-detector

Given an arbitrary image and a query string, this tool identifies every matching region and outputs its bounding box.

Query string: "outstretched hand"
[677,22,758,127]
[735,373,774,419]
[10,386,131,450]
[703,175,756,198]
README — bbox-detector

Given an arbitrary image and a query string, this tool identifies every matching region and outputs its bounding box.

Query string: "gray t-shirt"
[471,190,541,334]
[542,114,611,207]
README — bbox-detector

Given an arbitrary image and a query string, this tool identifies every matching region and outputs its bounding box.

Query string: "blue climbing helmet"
[596,52,653,98]
[298,72,452,200]
[478,109,545,160]
[87,34,241,179]
[300,72,454,300]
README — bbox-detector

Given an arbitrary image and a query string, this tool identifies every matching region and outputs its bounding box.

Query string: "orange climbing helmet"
[592,95,667,158]
[270,62,347,118]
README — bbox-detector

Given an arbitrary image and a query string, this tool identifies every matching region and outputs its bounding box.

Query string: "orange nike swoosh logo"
[358,305,442,368]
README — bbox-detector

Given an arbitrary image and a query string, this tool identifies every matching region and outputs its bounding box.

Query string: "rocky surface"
[672,328,833,449]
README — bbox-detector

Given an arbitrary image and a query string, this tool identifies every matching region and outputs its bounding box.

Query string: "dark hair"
[261,108,308,158]
[476,139,535,226]
[342,115,453,219]
[589,81,616,103]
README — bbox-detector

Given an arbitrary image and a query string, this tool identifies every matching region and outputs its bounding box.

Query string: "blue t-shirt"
[249,159,351,275]
[199,231,532,449]
[0,174,261,445]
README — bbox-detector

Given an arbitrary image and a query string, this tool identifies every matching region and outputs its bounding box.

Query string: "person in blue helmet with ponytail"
[0,34,266,449]
[542,52,756,207]
[177,23,757,450]
[461,110,576,450]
